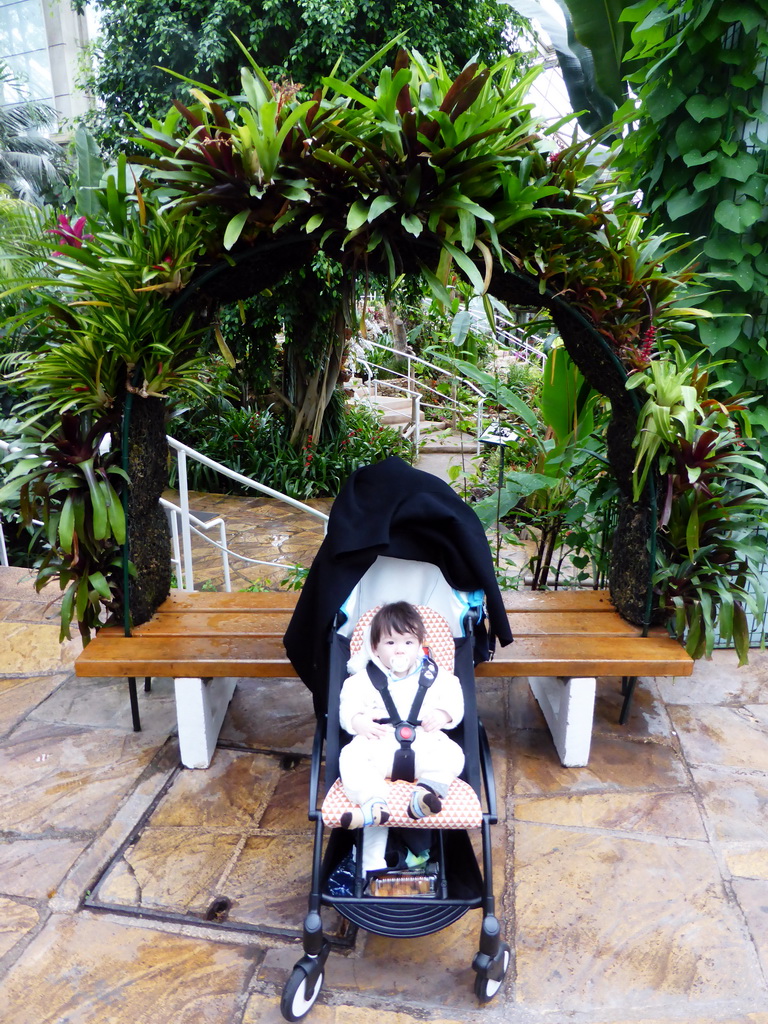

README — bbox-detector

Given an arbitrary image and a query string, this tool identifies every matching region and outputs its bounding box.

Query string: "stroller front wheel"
[280,965,325,1021]
[473,943,510,1003]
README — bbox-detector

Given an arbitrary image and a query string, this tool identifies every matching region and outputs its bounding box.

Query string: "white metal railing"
[167,435,329,592]
[468,304,548,366]
[0,434,329,588]
[354,341,487,453]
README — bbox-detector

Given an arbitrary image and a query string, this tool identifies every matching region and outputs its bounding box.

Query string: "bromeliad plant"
[0,413,130,642]
[628,344,768,662]
[1,158,215,424]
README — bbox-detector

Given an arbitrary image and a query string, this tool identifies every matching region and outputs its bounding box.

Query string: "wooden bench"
[74,588,693,769]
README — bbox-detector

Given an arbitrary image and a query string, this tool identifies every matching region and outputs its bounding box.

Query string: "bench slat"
[507,611,639,636]
[130,611,292,636]
[121,609,639,639]
[75,635,292,678]
[475,635,693,678]
[75,632,692,680]
[155,590,301,612]
[126,606,638,638]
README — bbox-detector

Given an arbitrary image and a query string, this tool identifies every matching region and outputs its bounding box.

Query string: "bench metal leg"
[619,675,638,725]
[127,677,142,732]
[529,676,596,767]
[174,676,237,769]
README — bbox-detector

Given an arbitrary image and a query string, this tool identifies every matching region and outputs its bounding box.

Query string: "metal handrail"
[166,434,329,592]
[355,341,487,453]
[0,434,328,587]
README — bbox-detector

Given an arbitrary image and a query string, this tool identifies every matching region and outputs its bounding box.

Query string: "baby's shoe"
[341,798,390,829]
[408,783,442,819]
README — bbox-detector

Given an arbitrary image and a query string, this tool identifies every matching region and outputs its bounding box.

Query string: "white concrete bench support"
[528,675,596,767]
[174,676,237,769]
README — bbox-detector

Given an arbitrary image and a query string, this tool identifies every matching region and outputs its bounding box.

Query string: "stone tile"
[0,622,69,676]
[514,789,706,840]
[224,834,319,932]
[0,673,67,734]
[0,837,87,898]
[336,1009,467,1024]
[733,879,768,981]
[593,675,673,742]
[0,897,40,958]
[0,566,45,602]
[149,749,283,829]
[323,912,496,1011]
[0,721,165,833]
[514,821,763,1013]
[243,990,334,1024]
[586,1015,768,1024]
[0,599,63,623]
[507,678,548,730]
[726,848,768,881]
[27,673,177,733]
[98,829,243,914]
[258,943,494,1019]
[219,677,316,754]
[669,705,768,771]
[245,993,462,1024]
[692,765,768,844]
[0,912,256,1023]
[258,761,315,832]
[512,730,687,797]
[658,648,768,706]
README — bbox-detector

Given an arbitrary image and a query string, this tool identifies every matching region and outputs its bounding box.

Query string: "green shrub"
[169,400,413,499]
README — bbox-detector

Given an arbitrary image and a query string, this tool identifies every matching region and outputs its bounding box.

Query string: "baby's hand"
[420,708,451,732]
[352,712,387,739]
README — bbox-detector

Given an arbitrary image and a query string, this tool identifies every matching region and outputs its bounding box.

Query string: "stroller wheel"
[473,942,510,1003]
[280,965,325,1021]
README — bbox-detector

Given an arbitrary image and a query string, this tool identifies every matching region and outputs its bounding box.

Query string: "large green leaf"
[503,0,635,131]
[714,198,763,233]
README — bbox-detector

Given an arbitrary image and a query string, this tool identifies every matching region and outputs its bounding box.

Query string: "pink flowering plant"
[47,214,94,255]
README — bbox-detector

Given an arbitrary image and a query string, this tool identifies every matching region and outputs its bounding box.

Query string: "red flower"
[47,214,93,256]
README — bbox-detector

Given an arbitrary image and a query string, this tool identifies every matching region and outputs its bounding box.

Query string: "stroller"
[281,458,513,1020]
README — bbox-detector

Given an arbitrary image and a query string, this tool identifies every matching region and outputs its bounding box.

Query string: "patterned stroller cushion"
[321,604,483,830]
[322,777,482,829]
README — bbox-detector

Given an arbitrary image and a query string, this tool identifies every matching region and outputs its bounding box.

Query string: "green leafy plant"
[0,413,130,641]
[616,0,768,422]
[2,166,214,424]
[169,401,412,499]
[627,346,768,661]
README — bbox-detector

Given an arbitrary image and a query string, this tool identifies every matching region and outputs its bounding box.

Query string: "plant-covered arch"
[1,46,735,639]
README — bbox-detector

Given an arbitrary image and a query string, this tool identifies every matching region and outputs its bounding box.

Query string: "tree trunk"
[115,393,171,627]
[285,306,347,448]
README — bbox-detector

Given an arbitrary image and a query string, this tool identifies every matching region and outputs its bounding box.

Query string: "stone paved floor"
[3,539,768,1021]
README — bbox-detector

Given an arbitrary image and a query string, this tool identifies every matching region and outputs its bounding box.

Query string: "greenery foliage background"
[1,8,767,659]
[616,0,768,424]
[74,0,527,151]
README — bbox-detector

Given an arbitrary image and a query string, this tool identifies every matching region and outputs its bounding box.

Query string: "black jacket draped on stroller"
[281,457,513,1020]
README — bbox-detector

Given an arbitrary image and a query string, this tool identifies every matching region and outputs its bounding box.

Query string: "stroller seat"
[321,776,483,829]
[321,604,483,831]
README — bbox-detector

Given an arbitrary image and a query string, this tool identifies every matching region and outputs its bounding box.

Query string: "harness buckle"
[395,722,416,744]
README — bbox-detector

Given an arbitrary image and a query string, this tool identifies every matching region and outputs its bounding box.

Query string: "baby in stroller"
[338,601,465,871]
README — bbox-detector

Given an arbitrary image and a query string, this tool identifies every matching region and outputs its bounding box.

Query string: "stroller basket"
[320,808,485,939]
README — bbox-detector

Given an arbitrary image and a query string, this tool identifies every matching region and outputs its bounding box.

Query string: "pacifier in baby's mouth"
[388,652,412,674]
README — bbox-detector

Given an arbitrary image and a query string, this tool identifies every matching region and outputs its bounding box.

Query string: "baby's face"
[373,629,422,678]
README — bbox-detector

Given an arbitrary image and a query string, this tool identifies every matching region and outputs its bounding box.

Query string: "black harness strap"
[366,654,439,782]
